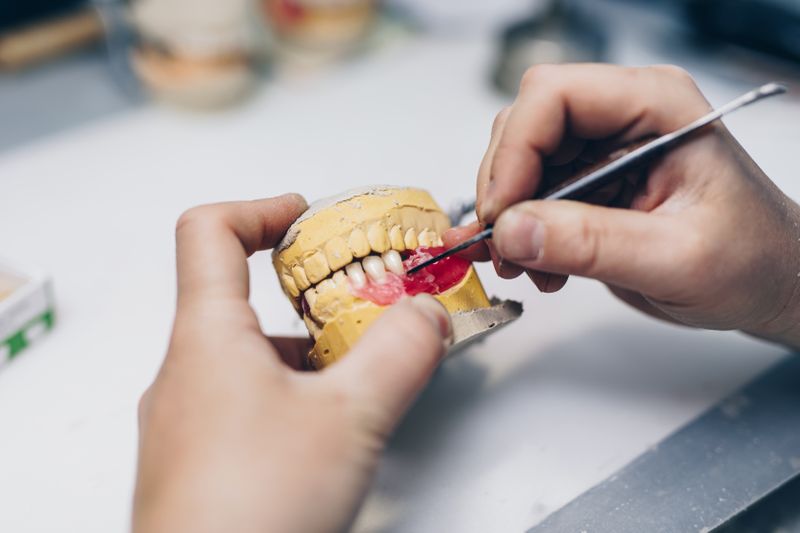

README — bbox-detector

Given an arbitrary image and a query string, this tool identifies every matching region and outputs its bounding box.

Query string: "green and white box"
[0,260,55,366]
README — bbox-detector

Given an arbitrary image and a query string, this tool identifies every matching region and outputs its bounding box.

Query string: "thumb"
[492,200,689,295]
[328,294,452,434]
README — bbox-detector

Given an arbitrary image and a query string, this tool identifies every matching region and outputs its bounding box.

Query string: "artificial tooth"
[317,279,336,294]
[404,227,418,249]
[363,255,387,283]
[292,265,311,291]
[382,250,404,275]
[367,222,390,253]
[304,251,331,284]
[304,288,318,308]
[418,228,436,247]
[281,273,300,298]
[345,262,367,288]
[389,225,406,251]
[332,270,347,287]
[303,314,322,338]
[324,236,353,271]
[348,228,371,258]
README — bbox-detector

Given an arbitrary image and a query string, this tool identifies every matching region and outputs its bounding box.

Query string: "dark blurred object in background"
[493,0,607,96]
[383,0,535,36]
[686,0,800,64]
[0,0,103,70]
[0,0,86,31]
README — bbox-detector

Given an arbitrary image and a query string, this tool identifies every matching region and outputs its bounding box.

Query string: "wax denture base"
[348,247,470,306]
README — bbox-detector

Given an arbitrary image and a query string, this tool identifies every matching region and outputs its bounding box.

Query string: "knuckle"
[378,302,443,355]
[568,213,602,276]
[137,386,154,423]
[491,142,521,171]
[175,204,220,235]
[175,206,204,233]
[519,64,556,91]
[491,107,511,135]
[137,390,148,416]
[650,64,698,89]
[401,306,440,344]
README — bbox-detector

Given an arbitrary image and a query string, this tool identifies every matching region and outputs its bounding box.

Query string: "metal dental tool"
[408,82,787,275]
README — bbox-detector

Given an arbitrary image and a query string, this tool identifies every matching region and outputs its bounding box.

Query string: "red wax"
[349,247,470,306]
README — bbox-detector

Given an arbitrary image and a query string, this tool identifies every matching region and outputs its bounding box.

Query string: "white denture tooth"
[418,228,436,247]
[332,270,347,287]
[304,288,318,308]
[363,255,387,283]
[317,279,336,294]
[404,227,418,249]
[382,250,404,275]
[345,262,367,288]
[389,225,406,251]
[367,222,390,253]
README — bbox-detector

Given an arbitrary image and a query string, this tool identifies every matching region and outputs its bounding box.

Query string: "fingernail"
[441,227,457,245]
[277,192,309,210]
[495,209,545,261]
[410,294,453,346]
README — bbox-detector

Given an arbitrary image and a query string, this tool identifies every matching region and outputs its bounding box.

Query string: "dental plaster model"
[273,186,522,369]
[130,0,254,107]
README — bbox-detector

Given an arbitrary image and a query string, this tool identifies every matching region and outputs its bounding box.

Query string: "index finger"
[478,63,711,223]
[175,194,308,305]
[442,221,491,262]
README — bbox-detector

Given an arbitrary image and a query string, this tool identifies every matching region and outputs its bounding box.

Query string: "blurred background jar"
[129,0,257,108]
[258,0,378,64]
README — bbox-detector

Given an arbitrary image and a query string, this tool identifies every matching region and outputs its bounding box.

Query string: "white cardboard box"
[0,260,54,365]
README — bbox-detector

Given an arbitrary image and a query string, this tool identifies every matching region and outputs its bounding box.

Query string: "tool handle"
[538,82,786,202]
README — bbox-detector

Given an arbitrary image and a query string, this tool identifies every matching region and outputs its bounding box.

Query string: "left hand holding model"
[133,194,452,533]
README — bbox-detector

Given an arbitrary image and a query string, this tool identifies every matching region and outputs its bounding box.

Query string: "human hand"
[133,195,452,533]
[445,64,800,347]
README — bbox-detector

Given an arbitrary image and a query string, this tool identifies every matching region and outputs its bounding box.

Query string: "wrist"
[744,202,800,349]
[745,280,800,349]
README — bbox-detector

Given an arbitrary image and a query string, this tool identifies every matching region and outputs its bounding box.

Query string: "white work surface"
[1,35,799,533]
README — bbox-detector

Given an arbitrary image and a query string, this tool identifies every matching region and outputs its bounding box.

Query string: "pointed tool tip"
[407,227,494,274]
[760,82,788,96]
[406,261,429,275]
